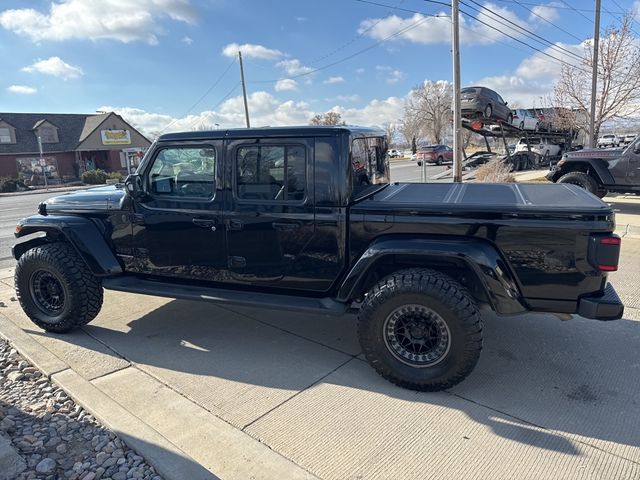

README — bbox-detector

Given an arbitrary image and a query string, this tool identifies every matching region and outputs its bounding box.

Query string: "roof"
[0,112,146,155]
[157,125,386,142]
[0,112,99,154]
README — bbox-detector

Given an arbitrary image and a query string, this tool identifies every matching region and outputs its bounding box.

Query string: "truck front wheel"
[15,242,103,333]
[358,269,482,391]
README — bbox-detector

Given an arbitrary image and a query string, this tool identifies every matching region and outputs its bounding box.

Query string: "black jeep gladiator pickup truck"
[547,138,640,197]
[13,126,623,391]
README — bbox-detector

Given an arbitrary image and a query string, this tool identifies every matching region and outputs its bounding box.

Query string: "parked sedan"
[416,145,453,166]
[515,137,561,157]
[460,86,512,123]
[511,109,539,131]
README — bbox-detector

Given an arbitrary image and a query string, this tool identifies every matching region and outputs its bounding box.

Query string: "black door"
[129,142,227,282]
[224,137,315,289]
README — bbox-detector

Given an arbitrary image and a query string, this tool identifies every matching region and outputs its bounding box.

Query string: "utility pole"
[238,51,251,128]
[589,0,601,148]
[37,135,48,190]
[451,0,462,182]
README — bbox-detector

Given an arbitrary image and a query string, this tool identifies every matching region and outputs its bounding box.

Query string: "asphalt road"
[389,157,450,182]
[0,191,54,270]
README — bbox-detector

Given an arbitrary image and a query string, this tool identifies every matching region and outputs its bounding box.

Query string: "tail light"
[588,234,621,272]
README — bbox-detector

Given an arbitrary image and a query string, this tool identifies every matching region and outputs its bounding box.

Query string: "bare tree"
[399,109,422,148]
[383,122,398,147]
[554,14,640,141]
[310,111,346,125]
[406,80,453,144]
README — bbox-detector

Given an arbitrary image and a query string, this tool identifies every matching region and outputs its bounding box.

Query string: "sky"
[1,0,639,136]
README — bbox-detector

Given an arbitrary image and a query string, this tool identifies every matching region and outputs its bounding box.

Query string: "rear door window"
[235,144,306,202]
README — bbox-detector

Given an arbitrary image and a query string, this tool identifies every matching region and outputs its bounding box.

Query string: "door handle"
[192,218,216,231]
[226,219,244,231]
[272,221,300,231]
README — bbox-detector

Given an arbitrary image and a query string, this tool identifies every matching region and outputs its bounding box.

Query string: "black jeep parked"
[13,126,623,391]
[547,138,640,197]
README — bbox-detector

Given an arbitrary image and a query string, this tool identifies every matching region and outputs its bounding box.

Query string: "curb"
[0,313,215,480]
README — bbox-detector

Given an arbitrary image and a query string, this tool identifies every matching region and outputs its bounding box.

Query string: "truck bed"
[358,182,613,217]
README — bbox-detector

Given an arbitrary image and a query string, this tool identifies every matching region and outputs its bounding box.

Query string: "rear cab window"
[350,136,389,200]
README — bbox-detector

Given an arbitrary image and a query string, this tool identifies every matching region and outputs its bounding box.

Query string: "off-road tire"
[557,171,605,197]
[15,242,103,333]
[357,269,482,391]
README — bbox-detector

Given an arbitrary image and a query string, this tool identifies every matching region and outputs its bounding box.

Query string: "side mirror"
[634,144,640,155]
[124,174,145,200]
[504,101,508,106]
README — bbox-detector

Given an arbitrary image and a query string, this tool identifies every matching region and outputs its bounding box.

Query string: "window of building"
[236,145,306,202]
[39,126,58,143]
[148,146,216,199]
[351,137,389,197]
[0,127,12,144]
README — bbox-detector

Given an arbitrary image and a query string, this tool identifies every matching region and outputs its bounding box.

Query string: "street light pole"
[37,135,48,190]
[452,0,462,183]
[589,0,601,148]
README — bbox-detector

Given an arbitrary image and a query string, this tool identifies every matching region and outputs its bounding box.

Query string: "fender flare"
[13,215,122,276]
[337,235,526,315]
[559,159,615,184]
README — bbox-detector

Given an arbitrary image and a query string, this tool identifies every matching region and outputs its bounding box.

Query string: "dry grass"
[475,158,516,183]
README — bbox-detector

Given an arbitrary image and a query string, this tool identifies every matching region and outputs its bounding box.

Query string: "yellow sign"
[101,129,131,145]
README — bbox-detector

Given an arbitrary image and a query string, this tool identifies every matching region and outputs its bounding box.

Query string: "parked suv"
[13,126,623,392]
[461,86,512,124]
[416,144,453,166]
[547,136,640,197]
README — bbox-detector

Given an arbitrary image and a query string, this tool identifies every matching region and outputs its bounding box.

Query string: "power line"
[463,0,584,61]
[249,10,442,84]
[183,82,242,132]
[308,0,408,66]
[160,58,237,133]
[491,0,624,14]
[510,0,584,42]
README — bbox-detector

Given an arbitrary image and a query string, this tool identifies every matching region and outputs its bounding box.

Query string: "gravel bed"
[0,339,163,480]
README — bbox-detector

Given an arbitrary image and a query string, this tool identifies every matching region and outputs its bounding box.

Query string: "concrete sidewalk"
[0,240,639,479]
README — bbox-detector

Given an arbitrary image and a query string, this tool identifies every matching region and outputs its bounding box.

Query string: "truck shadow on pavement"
[26,298,640,460]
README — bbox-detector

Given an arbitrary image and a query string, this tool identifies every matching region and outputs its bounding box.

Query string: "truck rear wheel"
[15,242,103,333]
[357,269,482,391]
[557,171,606,198]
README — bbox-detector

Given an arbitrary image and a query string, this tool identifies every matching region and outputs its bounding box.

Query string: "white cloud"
[336,94,361,102]
[7,85,37,94]
[529,4,559,23]
[275,79,298,92]
[100,90,407,137]
[22,56,83,80]
[376,65,405,84]
[359,4,533,46]
[276,58,314,76]
[222,42,283,60]
[181,36,193,45]
[0,0,197,45]
[323,76,345,84]
[356,68,365,74]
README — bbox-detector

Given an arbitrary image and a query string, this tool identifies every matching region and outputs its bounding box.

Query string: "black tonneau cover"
[356,182,612,216]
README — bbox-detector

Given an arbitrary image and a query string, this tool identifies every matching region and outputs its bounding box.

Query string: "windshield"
[461,88,478,94]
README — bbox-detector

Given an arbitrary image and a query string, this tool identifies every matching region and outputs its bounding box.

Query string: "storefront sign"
[101,129,131,145]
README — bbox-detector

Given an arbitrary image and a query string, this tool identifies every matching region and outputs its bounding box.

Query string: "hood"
[565,147,624,159]
[43,185,126,214]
